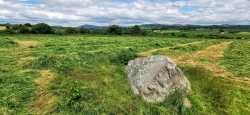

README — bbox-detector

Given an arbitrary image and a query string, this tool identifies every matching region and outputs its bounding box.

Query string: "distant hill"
[140,24,250,30]
[79,24,107,29]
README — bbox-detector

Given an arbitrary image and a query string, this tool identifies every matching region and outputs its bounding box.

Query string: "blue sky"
[20,0,39,4]
[1,0,250,26]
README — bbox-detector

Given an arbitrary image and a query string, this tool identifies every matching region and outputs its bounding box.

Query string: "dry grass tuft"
[15,40,40,48]
[31,70,56,114]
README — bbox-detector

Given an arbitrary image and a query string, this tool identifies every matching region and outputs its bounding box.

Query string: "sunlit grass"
[0,26,6,30]
[220,41,250,77]
[237,32,250,35]
[1,34,250,114]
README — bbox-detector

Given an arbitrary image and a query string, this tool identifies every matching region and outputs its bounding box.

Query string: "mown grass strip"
[220,40,250,77]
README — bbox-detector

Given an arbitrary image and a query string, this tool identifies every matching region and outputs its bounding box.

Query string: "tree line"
[0,23,148,36]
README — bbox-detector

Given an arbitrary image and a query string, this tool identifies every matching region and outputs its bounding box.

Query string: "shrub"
[24,23,32,27]
[51,79,96,113]
[2,29,15,34]
[19,26,30,34]
[171,33,176,36]
[31,23,53,34]
[79,27,89,34]
[111,49,139,65]
[11,24,20,30]
[107,25,122,35]
[29,55,57,69]
[55,57,77,75]
[65,27,78,34]
[140,29,148,36]
[130,25,141,35]
[179,33,188,38]
[5,23,11,29]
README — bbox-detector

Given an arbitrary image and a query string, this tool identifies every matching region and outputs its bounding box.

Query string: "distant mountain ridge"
[76,24,250,30]
[79,24,107,29]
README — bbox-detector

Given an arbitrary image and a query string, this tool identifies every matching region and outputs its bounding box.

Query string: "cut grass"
[140,41,204,57]
[0,34,250,114]
[152,39,222,57]
[154,30,181,33]
[181,66,250,114]
[237,32,250,35]
[0,26,6,30]
[31,70,56,114]
[220,41,250,77]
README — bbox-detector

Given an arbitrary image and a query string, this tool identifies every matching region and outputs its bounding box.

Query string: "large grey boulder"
[125,56,191,102]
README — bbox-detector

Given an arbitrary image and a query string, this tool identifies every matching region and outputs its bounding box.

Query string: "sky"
[0,0,250,26]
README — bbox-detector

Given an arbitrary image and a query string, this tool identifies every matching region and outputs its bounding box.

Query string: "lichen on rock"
[125,55,191,102]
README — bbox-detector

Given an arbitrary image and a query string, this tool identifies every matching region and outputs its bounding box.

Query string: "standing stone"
[125,55,191,102]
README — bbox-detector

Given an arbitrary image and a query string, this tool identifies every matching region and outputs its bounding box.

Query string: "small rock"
[183,97,192,108]
[125,55,191,102]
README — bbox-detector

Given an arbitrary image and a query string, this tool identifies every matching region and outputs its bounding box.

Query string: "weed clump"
[50,79,96,113]
[0,38,18,48]
[28,55,57,69]
[110,49,139,65]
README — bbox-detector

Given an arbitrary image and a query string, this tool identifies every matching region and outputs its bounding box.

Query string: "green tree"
[5,23,11,29]
[107,25,122,35]
[171,33,176,36]
[131,25,141,35]
[11,24,20,30]
[19,26,30,34]
[65,27,78,34]
[79,27,89,34]
[31,23,53,34]
[24,23,32,27]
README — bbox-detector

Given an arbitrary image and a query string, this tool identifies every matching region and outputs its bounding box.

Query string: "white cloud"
[0,0,250,26]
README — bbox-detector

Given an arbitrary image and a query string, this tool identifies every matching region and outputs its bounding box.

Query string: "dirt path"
[139,41,204,57]
[173,42,250,88]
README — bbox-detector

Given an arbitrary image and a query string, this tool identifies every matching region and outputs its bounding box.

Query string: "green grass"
[154,30,181,33]
[220,41,250,77]
[181,66,250,114]
[0,34,250,114]
[152,40,222,56]
[237,32,250,35]
[0,38,37,114]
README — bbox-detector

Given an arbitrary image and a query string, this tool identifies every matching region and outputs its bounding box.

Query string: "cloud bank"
[0,0,250,26]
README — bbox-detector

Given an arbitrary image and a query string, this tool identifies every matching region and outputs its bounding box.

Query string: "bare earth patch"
[139,41,204,57]
[31,70,55,114]
[173,42,250,89]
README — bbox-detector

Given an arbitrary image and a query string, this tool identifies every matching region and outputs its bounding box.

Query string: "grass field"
[237,32,250,35]
[153,30,181,33]
[0,34,250,114]
[0,26,6,30]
